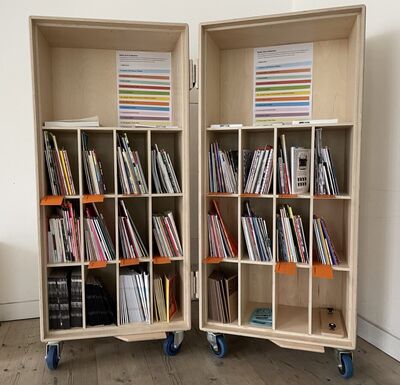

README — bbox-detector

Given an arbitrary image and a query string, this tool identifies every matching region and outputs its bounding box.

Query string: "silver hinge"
[190,59,198,90]
[191,269,199,300]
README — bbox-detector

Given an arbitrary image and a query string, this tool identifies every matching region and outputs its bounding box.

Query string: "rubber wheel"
[163,334,181,356]
[210,335,227,358]
[339,354,353,379]
[45,345,59,370]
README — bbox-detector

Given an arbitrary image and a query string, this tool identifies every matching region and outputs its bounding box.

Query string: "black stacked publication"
[70,269,83,327]
[48,271,71,330]
[85,276,116,326]
[48,268,83,330]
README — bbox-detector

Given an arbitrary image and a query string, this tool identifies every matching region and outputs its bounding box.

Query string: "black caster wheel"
[45,344,60,370]
[210,334,227,358]
[163,333,182,356]
[338,353,353,379]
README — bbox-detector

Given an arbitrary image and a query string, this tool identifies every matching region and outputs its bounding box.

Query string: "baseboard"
[358,316,400,362]
[0,300,39,321]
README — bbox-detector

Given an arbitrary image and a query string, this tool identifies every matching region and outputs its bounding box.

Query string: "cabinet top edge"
[29,15,189,32]
[200,4,365,31]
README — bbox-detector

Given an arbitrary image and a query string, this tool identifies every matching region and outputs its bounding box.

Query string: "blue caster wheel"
[45,344,60,370]
[210,335,227,358]
[163,333,182,356]
[338,353,353,379]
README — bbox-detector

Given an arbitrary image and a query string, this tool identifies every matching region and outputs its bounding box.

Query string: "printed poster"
[253,43,313,124]
[117,51,172,127]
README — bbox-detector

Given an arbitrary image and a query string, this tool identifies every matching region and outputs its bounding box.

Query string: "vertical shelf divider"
[272,126,278,330]
[113,129,120,326]
[308,126,316,335]
[237,128,242,326]
[148,129,154,324]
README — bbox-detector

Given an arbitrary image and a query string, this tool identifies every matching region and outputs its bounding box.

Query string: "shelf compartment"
[314,125,353,196]
[275,268,310,334]
[150,131,182,195]
[151,196,184,258]
[240,198,273,263]
[116,130,149,195]
[152,260,184,324]
[42,130,80,197]
[84,263,117,327]
[81,130,115,194]
[83,198,116,262]
[205,196,238,259]
[206,130,239,194]
[312,199,351,267]
[312,270,349,339]
[241,129,275,195]
[118,197,149,260]
[276,198,311,263]
[205,262,239,325]
[240,264,273,328]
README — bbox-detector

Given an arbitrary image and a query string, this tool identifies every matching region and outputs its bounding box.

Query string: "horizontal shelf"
[240,259,274,265]
[240,194,273,199]
[206,193,238,197]
[275,305,309,335]
[206,122,353,132]
[47,262,82,267]
[151,193,183,197]
[43,126,183,132]
[313,194,351,200]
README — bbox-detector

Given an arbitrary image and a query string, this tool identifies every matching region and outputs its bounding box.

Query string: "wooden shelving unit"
[198,5,365,357]
[30,17,190,346]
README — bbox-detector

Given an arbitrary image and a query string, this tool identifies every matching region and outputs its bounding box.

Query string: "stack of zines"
[48,201,81,263]
[276,204,309,263]
[118,200,148,259]
[70,269,83,327]
[83,203,115,261]
[208,200,238,258]
[152,144,181,193]
[117,133,148,194]
[208,270,238,324]
[313,215,340,265]
[152,212,183,258]
[241,201,273,262]
[153,273,177,322]
[43,131,76,195]
[81,132,107,194]
[119,268,150,324]
[48,270,71,330]
[277,134,311,194]
[85,275,116,326]
[208,142,238,193]
[314,128,339,195]
[243,146,273,194]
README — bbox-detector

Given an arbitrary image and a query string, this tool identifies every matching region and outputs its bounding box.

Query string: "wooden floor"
[0,303,399,385]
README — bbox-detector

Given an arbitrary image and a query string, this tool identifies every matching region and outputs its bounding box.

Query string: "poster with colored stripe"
[117,51,172,127]
[253,43,313,125]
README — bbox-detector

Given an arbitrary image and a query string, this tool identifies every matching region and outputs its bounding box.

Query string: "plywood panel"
[51,48,117,126]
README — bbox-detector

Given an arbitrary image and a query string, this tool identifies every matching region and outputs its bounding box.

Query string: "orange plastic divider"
[153,257,171,264]
[83,194,104,204]
[202,257,223,264]
[313,264,333,279]
[120,258,140,266]
[275,262,296,275]
[40,195,64,206]
[88,261,107,269]
[314,195,336,199]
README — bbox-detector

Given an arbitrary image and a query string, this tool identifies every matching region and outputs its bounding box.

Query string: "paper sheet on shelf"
[253,43,313,124]
[117,51,172,128]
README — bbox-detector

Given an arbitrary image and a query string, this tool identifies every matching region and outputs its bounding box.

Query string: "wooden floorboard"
[0,305,399,385]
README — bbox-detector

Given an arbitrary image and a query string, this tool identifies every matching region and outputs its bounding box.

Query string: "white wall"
[1,0,399,362]
[292,0,400,361]
[0,0,292,319]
